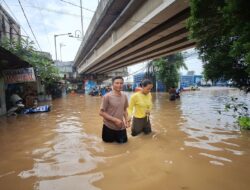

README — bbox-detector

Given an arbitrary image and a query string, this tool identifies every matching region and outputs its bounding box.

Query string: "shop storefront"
[0,47,37,116]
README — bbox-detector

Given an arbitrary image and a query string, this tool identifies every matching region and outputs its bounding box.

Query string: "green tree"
[0,37,60,85]
[152,53,187,90]
[188,0,250,87]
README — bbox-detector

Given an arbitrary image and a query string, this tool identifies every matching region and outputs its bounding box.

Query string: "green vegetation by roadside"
[187,0,250,88]
[0,37,61,86]
[148,53,187,90]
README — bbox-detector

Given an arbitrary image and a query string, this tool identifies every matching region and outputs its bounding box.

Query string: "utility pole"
[80,0,84,37]
[60,43,66,61]
[54,35,57,61]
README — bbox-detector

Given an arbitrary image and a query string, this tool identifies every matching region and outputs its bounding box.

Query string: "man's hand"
[124,119,131,128]
[127,116,132,122]
[113,118,123,128]
[126,120,131,128]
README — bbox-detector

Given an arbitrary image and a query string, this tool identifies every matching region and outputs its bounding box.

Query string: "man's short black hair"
[112,76,124,83]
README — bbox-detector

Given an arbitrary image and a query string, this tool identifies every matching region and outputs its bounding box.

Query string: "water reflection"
[17,96,105,189]
[180,88,250,165]
[35,172,103,190]
[0,88,250,190]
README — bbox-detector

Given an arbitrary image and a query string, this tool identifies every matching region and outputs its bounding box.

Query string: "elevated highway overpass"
[74,0,194,75]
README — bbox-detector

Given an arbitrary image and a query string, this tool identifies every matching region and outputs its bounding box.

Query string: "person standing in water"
[128,79,153,136]
[99,76,130,143]
[169,86,177,101]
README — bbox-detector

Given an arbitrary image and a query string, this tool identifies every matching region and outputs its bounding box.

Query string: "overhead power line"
[17,0,42,50]
[124,52,199,78]
[59,0,95,13]
[7,3,164,26]
[124,63,148,78]
[7,4,93,18]
[2,0,30,38]
[27,0,53,53]
[59,1,163,26]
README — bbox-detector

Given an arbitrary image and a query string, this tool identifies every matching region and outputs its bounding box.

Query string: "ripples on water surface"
[180,89,250,164]
[0,87,250,190]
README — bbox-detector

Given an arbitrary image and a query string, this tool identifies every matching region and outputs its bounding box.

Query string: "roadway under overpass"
[74,0,194,75]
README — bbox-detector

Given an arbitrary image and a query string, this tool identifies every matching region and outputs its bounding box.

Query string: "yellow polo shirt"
[128,92,152,118]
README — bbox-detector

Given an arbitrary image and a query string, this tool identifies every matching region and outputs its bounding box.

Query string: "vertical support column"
[112,30,117,43]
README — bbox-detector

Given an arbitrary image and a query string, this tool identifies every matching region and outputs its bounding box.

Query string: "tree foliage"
[152,53,187,90]
[188,0,250,87]
[0,37,60,85]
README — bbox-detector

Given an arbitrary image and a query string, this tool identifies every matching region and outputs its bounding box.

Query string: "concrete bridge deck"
[74,0,194,75]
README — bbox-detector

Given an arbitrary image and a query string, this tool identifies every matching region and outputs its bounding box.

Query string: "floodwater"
[0,87,250,190]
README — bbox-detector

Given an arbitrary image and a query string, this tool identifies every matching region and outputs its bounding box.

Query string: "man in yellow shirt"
[128,79,153,136]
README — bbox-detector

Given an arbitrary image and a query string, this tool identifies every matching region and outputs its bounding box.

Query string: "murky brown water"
[0,87,250,190]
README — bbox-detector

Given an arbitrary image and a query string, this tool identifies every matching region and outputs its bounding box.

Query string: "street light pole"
[54,35,58,60]
[54,33,72,61]
[69,30,82,39]
[60,43,66,61]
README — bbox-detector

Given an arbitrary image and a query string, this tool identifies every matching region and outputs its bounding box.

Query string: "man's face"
[112,79,124,92]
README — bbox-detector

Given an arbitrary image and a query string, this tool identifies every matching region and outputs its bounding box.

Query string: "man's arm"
[99,109,123,128]
[123,95,130,128]
[123,108,130,128]
[99,109,119,123]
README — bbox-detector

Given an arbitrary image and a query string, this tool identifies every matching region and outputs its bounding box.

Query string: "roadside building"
[0,5,47,115]
[180,73,203,88]
[54,61,75,79]
[54,60,76,94]
[0,46,37,115]
[0,4,21,42]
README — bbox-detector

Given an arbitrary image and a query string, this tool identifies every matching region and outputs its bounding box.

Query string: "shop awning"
[0,46,30,71]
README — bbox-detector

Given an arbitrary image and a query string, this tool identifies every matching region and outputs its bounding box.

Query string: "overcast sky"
[2,0,98,61]
[2,0,203,75]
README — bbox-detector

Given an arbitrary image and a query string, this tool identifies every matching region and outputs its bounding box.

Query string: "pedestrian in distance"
[128,79,153,136]
[169,86,177,101]
[99,76,130,143]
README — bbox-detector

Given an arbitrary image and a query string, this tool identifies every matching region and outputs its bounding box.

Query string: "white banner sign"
[3,67,36,84]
